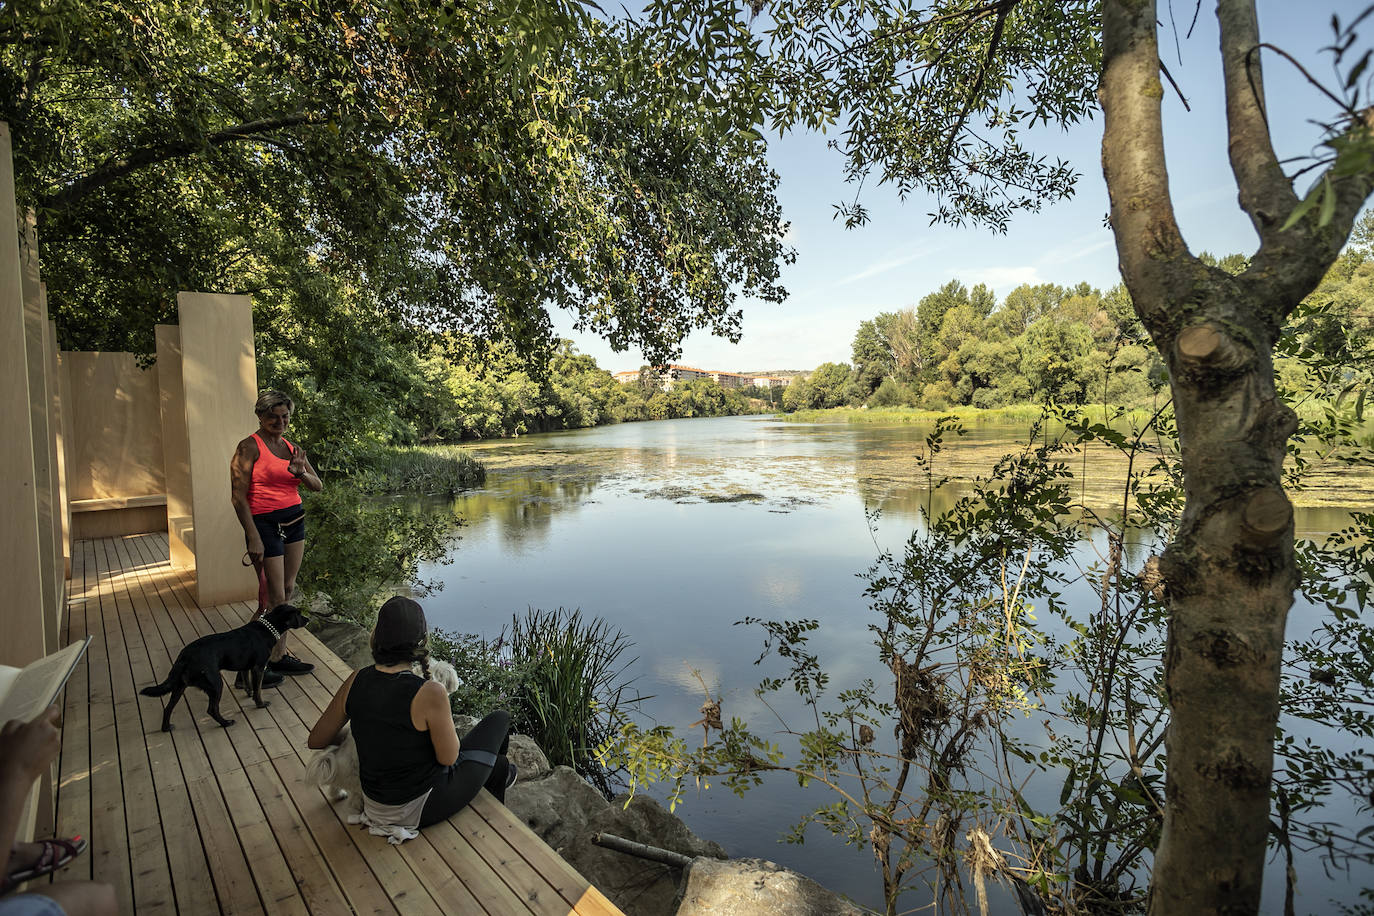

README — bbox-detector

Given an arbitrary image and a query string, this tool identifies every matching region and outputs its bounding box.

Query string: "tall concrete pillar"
[0,121,52,842]
[48,317,70,581]
[0,122,46,670]
[177,293,258,606]
[21,217,58,652]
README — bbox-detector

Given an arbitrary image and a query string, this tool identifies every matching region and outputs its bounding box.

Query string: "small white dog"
[307,660,461,814]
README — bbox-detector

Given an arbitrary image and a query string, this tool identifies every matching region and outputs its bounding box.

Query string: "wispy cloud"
[835,247,934,287]
[1038,231,1115,266]
[966,265,1043,290]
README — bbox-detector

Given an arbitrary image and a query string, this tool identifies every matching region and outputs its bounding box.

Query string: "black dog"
[140,604,309,732]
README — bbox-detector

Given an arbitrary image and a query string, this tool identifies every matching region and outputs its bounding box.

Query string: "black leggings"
[418,710,512,827]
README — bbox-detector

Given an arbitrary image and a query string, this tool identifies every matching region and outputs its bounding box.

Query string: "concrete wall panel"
[21,216,58,653]
[48,319,70,580]
[0,121,50,841]
[61,352,164,501]
[0,122,46,671]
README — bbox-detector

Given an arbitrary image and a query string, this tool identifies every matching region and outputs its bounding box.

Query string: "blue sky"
[556,1,1370,374]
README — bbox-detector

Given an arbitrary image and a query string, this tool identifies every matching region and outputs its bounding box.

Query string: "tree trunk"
[1100,1,1374,912]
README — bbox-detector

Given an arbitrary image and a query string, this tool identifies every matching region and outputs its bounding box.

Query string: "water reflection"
[420,415,1366,912]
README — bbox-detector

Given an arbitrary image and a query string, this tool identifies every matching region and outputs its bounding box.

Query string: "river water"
[415,414,1370,913]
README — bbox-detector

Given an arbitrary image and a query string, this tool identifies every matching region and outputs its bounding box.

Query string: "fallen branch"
[591,833,694,869]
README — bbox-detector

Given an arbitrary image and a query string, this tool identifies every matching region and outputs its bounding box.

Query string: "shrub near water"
[428,628,528,721]
[353,445,486,494]
[429,608,643,794]
[297,445,480,627]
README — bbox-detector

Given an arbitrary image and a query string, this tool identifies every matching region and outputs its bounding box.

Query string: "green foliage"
[645,0,1099,231]
[778,275,1169,417]
[351,448,485,496]
[607,379,1374,913]
[298,484,454,628]
[428,609,646,792]
[427,628,530,723]
[5,0,793,365]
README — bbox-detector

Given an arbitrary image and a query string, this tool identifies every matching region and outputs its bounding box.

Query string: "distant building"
[709,371,750,389]
[614,365,793,392]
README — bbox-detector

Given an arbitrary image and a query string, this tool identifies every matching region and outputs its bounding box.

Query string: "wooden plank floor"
[47,533,623,916]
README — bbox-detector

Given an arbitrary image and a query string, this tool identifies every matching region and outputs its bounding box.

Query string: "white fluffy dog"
[307,660,460,814]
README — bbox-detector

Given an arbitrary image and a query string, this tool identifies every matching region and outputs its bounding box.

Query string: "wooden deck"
[43,533,624,916]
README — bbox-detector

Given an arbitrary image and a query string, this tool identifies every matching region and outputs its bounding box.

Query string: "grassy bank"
[782,400,1374,442]
[353,445,486,495]
[780,403,1162,426]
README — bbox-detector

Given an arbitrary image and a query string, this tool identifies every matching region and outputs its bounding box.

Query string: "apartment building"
[616,365,793,392]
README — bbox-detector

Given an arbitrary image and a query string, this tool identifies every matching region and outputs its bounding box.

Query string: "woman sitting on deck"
[307,597,516,843]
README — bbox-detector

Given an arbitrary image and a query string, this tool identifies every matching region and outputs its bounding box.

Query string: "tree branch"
[943,0,1016,157]
[1218,0,1296,238]
[1101,0,1196,340]
[37,114,316,212]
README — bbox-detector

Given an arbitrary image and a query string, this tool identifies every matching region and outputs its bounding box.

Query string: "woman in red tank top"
[231,391,324,681]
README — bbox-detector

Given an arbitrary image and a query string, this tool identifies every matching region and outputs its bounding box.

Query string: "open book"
[0,637,92,726]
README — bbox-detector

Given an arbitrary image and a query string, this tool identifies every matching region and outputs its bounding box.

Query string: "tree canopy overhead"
[1,0,793,362]
[646,0,1101,231]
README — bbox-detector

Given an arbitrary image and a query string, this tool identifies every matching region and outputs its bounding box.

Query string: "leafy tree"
[851,317,895,395]
[1022,316,1096,404]
[807,361,857,408]
[989,282,1065,338]
[2,0,792,365]
[867,376,913,407]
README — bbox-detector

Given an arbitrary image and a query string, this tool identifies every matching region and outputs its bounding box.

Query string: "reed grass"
[508,607,643,791]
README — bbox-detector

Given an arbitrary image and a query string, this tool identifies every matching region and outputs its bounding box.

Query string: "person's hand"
[287,448,308,479]
[245,532,265,565]
[1,706,62,782]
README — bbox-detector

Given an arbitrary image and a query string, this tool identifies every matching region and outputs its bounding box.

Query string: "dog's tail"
[306,724,351,787]
[305,748,336,786]
[140,659,185,697]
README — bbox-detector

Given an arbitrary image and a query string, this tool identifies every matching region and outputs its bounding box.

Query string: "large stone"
[560,794,726,916]
[675,857,869,916]
[508,733,551,779]
[307,613,373,671]
[505,765,613,853]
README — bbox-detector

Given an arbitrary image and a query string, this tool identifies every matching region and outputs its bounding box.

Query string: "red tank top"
[249,433,302,514]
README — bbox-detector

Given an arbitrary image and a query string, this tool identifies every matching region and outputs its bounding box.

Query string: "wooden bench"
[68,494,168,539]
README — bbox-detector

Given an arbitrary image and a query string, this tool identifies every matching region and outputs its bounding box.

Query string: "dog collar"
[257,618,281,641]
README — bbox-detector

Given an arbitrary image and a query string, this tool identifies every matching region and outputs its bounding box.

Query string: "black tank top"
[346,667,441,804]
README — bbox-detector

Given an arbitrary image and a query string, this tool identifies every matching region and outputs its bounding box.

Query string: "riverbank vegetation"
[430,609,640,793]
[13,0,1374,912]
[782,229,1374,445]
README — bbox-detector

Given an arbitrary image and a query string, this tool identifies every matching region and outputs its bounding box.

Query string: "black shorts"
[252,504,305,558]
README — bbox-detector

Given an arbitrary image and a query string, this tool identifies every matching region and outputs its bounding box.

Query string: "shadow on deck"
[46,533,623,916]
